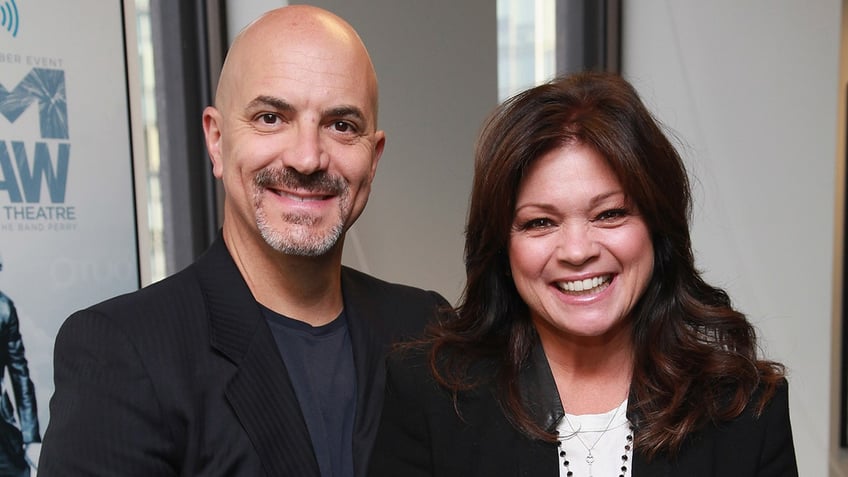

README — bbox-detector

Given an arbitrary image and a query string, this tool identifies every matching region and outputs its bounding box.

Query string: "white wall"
[622,2,843,475]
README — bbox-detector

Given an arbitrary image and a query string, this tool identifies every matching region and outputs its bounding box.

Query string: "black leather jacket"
[0,291,40,452]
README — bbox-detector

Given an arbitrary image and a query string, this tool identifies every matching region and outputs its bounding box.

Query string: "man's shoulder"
[340,266,452,339]
[341,266,446,303]
[342,267,449,311]
[56,263,212,356]
[83,263,205,321]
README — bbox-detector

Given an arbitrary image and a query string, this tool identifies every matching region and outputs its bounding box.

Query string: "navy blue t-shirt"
[263,306,356,477]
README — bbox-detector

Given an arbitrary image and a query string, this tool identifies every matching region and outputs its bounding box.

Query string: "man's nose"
[282,124,329,175]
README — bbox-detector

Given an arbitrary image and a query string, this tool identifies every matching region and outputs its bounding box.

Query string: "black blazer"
[39,235,448,476]
[368,346,798,477]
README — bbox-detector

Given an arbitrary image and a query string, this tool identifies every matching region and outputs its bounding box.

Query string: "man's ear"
[370,130,386,181]
[203,106,224,178]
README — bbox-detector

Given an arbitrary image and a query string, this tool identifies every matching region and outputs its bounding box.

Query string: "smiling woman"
[367,71,798,477]
[508,143,654,348]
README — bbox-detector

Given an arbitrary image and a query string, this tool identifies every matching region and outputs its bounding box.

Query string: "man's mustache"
[254,168,346,195]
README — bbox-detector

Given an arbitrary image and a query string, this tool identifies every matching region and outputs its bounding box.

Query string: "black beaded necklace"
[556,423,634,477]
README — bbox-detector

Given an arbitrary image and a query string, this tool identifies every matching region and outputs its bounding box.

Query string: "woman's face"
[508,143,654,344]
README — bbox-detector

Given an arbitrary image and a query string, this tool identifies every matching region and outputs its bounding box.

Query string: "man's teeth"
[282,192,324,202]
[557,275,610,292]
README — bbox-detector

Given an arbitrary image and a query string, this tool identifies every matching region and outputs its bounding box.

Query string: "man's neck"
[223,224,345,327]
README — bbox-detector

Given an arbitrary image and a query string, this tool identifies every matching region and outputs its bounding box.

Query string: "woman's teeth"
[556,275,611,293]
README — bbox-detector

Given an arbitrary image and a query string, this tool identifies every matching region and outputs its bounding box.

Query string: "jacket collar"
[520,340,565,432]
[519,339,668,476]
[197,234,322,477]
[340,268,384,477]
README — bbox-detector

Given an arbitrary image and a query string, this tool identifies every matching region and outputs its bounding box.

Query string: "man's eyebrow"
[324,106,366,123]
[246,95,294,112]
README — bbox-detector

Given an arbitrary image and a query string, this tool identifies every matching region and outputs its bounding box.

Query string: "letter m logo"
[0,68,68,139]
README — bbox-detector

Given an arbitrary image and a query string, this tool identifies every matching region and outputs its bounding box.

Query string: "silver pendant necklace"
[556,402,633,477]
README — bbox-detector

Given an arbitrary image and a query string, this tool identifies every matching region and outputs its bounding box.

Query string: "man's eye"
[259,114,279,125]
[332,121,356,133]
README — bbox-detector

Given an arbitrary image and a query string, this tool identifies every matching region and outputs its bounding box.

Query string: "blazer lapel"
[197,236,320,477]
[340,268,386,477]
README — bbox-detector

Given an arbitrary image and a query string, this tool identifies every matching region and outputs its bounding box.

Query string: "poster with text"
[0,0,140,443]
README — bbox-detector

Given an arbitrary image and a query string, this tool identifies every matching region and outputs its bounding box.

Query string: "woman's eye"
[594,208,627,222]
[520,218,553,230]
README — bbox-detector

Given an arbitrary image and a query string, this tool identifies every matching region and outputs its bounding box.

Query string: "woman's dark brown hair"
[426,71,785,458]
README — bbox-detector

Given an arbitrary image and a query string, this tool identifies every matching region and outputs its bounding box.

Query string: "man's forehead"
[216,7,379,123]
[228,60,377,117]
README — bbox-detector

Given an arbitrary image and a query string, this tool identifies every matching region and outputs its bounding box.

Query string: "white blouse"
[555,399,632,477]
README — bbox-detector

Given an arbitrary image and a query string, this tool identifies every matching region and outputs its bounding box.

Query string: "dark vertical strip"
[148,0,226,274]
[582,0,603,69]
[555,0,621,75]
[556,0,584,75]
[197,0,228,246]
[205,1,228,233]
[841,81,848,447]
[119,0,142,288]
[604,0,621,73]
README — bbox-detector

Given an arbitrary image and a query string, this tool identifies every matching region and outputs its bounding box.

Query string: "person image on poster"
[0,252,41,477]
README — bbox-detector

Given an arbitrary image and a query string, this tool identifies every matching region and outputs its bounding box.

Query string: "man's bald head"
[214,5,379,125]
[201,4,386,265]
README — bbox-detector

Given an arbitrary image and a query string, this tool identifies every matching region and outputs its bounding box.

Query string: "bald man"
[38,6,447,476]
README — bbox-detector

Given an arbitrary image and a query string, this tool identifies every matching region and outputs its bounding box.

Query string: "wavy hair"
[426,71,785,458]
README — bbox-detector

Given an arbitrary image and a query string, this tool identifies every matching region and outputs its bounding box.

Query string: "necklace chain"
[556,402,633,477]
[563,402,621,467]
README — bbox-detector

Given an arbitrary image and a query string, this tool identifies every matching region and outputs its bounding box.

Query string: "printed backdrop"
[0,0,140,432]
